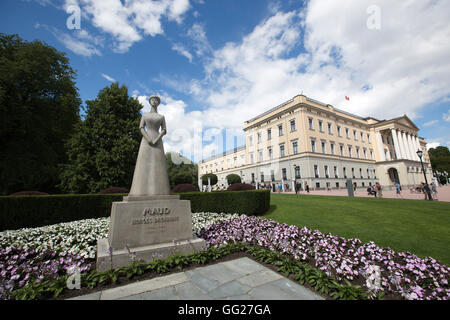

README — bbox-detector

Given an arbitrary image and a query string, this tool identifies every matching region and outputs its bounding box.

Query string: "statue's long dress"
[129,113,171,196]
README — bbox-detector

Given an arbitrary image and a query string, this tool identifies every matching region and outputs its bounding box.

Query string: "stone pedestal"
[96,195,205,272]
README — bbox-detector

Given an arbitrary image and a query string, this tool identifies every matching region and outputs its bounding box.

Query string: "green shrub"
[227,183,255,191]
[201,173,218,186]
[226,174,241,185]
[178,190,270,216]
[0,190,270,231]
[0,194,123,231]
[172,184,198,193]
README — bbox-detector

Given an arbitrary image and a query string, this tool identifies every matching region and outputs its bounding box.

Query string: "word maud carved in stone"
[143,207,171,216]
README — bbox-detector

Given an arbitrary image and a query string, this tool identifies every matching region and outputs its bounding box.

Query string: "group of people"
[367,182,383,198]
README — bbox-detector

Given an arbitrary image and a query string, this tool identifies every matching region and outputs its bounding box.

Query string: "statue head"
[149,95,161,108]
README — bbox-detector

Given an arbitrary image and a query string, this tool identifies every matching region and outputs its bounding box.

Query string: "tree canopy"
[428,146,450,183]
[166,153,198,189]
[0,34,81,195]
[59,82,142,193]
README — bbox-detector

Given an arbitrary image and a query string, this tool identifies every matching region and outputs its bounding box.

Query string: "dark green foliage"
[428,146,450,184]
[166,153,198,189]
[0,194,123,231]
[179,190,270,215]
[0,190,269,230]
[227,183,255,191]
[10,191,49,196]
[226,174,241,185]
[0,34,81,195]
[58,83,142,194]
[201,173,218,186]
[172,184,198,193]
[98,187,129,194]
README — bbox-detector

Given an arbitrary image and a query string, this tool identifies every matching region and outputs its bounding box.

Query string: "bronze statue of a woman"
[129,95,171,196]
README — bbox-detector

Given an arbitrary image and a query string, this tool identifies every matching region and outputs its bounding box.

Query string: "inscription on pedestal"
[108,200,194,249]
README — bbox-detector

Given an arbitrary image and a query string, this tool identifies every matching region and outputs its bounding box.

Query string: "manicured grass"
[265,194,450,266]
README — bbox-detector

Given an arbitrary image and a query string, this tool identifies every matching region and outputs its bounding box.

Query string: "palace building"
[198,94,433,191]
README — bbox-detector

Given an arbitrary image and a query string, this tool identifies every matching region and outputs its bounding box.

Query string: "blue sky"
[1,0,450,162]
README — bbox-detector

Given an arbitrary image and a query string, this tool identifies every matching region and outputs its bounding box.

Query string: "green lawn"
[264,194,450,266]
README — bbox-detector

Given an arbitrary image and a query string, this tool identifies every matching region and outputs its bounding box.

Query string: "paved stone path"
[68,257,324,300]
[279,184,450,202]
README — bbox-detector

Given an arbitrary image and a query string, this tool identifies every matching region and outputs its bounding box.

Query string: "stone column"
[401,131,412,160]
[396,130,406,160]
[375,131,386,161]
[391,128,401,160]
[412,135,420,160]
[407,133,416,161]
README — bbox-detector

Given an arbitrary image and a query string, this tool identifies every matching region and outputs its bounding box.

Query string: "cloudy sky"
[2,0,450,161]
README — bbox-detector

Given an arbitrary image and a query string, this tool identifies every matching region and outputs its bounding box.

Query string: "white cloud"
[70,0,192,53]
[423,120,439,127]
[443,109,450,122]
[184,1,450,136]
[427,141,441,150]
[53,30,102,57]
[101,73,116,82]
[171,43,193,62]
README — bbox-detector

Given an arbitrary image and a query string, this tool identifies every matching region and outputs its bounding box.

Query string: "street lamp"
[293,164,299,195]
[416,149,432,201]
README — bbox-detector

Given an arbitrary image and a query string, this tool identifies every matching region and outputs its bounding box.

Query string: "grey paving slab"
[68,257,325,301]
[237,269,283,288]
[208,280,252,299]
[174,281,212,300]
[271,278,324,300]
[141,286,178,300]
[221,257,265,276]
[247,283,300,300]
[192,263,242,284]
[117,294,143,300]
[186,269,222,293]
[66,291,102,300]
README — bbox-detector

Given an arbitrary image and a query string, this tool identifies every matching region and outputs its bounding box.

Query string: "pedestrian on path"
[305,183,310,193]
[395,182,402,197]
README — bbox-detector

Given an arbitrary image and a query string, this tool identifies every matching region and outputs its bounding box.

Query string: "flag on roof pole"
[345,96,350,101]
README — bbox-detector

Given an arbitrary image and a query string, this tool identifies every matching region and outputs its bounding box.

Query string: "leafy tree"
[59,83,141,193]
[0,34,81,195]
[428,146,450,184]
[166,153,198,189]
[226,174,242,185]
[201,173,218,186]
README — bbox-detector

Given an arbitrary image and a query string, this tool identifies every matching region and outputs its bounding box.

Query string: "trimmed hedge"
[0,190,270,231]
[0,194,123,231]
[179,190,270,216]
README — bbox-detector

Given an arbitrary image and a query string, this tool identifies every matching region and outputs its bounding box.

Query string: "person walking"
[395,182,402,197]
[431,183,438,200]
[305,183,310,193]
[375,182,383,198]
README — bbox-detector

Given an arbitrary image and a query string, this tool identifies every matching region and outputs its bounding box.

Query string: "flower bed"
[0,212,243,299]
[199,216,450,300]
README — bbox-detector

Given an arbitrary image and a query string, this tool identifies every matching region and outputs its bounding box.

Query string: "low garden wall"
[0,190,270,231]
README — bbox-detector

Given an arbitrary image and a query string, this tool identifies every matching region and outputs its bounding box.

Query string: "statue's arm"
[152,116,167,145]
[139,116,152,144]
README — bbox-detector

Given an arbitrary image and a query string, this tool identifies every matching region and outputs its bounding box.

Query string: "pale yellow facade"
[199,94,433,190]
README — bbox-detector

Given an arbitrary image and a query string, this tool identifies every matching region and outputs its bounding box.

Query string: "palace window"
[334,166,338,178]
[308,117,314,130]
[352,168,355,179]
[337,126,341,136]
[295,166,301,179]
[340,145,344,156]
[328,123,333,134]
[257,133,262,144]
[280,144,285,157]
[282,168,287,180]
[346,128,350,138]
[324,165,329,178]
[314,165,319,178]
[292,141,298,155]
[330,142,335,155]
[258,150,263,162]
[343,167,347,178]
[267,129,272,140]
[311,139,316,153]
[319,120,324,132]
[348,146,353,157]
[321,141,326,154]
[268,147,273,160]
[278,125,283,136]
[290,120,296,132]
